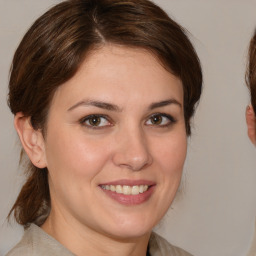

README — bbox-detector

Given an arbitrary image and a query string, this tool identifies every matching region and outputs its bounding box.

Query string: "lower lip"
[100,186,155,206]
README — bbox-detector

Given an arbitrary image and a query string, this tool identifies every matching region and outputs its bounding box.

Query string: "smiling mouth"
[100,185,149,195]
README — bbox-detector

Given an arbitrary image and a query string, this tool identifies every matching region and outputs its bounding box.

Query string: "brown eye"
[88,116,101,126]
[82,115,111,128]
[145,113,175,127]
[151,115,162,125]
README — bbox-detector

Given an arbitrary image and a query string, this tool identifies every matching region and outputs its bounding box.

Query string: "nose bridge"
[113,123,152,171]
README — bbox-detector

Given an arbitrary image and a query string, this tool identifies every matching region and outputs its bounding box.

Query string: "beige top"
[6,224,193,256]
[247,220,256,256]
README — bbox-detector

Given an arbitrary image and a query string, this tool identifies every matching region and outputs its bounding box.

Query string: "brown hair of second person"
[247,29,256,114]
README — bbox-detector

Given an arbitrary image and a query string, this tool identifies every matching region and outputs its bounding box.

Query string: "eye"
[145,113,176,127]
[80,115,111,128]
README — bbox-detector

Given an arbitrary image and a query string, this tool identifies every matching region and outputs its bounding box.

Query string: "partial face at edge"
[246,105,256,145]
[41,45,187,239]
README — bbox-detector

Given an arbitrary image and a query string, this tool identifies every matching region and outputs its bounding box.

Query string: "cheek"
[45,129,111,180]
[154,133,187,173]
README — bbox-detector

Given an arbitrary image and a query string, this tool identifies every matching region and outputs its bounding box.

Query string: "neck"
[41,209,151,256]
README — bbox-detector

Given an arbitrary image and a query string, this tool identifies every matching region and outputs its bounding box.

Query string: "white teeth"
[101,184,149,195]
[132,186,139,195]
[123,186,131,195]
[116,185,123,194]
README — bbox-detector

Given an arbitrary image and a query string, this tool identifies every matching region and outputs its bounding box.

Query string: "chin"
[103,215,156,240]
[106,228,151,241]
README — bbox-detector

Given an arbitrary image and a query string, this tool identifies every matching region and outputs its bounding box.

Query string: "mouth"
[100,184,149,195]
[99,180,155,205]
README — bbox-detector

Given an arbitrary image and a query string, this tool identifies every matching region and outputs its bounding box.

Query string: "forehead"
[51,44,183,110]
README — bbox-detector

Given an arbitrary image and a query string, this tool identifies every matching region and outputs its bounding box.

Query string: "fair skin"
[15,45,187,256]
[246,105,256,145]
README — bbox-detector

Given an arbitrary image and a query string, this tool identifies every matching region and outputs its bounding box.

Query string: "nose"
[112,127,153,171]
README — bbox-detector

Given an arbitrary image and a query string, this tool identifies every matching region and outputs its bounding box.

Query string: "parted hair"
[247,30,256,114]
[8,0,202,227]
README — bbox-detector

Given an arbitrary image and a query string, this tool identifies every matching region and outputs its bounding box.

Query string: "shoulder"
[5,225,36,256]
[149,232,193,256]
[5,228,33,256]
[6,244,31,256]
[5,224,74,256]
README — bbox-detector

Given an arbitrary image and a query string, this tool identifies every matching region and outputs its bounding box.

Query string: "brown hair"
[8,0,202,227]
[247,30,256,114]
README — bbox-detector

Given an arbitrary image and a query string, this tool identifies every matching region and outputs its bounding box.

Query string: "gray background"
[1,1,256,255]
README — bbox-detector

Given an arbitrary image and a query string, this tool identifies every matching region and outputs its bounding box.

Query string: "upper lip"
[99,179,155,186]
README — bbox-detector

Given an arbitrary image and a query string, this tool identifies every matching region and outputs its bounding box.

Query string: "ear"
[14,112,47,168]
[246,105,256,146]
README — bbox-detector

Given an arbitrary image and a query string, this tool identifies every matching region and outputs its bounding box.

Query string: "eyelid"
[145,113,177,126]
[79,112,176,130]
[79,114,113,129]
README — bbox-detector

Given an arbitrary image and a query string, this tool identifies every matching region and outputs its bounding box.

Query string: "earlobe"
[246,105,256,146]
[14,112,47,168]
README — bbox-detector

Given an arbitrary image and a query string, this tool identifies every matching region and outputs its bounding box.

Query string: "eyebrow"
[67,100,122,112]
[67,98,182,112]
[149,99,182,110]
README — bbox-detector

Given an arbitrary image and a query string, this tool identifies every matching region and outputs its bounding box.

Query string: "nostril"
[112,130,153,171]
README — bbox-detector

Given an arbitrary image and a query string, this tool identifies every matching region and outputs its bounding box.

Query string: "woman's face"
[42,45,187,239]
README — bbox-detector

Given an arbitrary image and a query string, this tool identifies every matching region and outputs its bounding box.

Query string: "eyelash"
[79,113,176,129]
[79,114,113,129]
[146,113,177,127]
